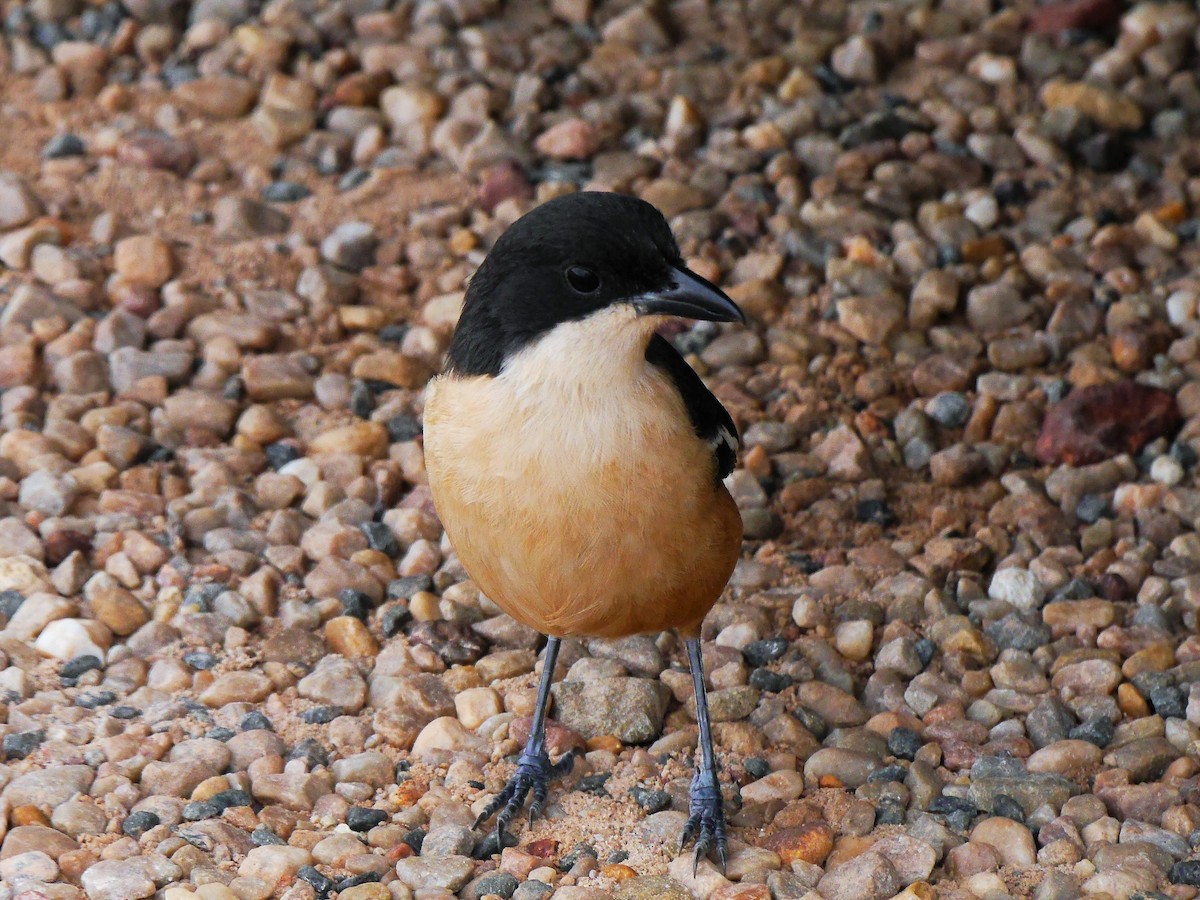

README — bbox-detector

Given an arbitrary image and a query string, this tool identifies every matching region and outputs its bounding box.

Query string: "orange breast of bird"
[424,367,742,639]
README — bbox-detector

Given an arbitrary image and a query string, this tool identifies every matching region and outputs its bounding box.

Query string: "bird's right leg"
[474,636,576,844]
[680,637,728,873]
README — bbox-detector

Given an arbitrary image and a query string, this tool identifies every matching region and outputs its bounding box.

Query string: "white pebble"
[834,620,873,661]
[968,52,1017,85]
[278,458,320,487]
[965,195,999,230]
[0,667,29,698]
[1166,290,1198,327]
[1150,455,1184,486]
[988,568,1046,612]
[965,871,1008,898]
[33,618,107,661]
[791,595,824,629]
[714,621,759,650]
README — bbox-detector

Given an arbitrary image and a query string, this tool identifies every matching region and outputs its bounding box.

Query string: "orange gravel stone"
[1117,683,1150,718]
[763,822,834,866]
[601,864,637,881]
[11,805,51,826]
[587,735,623,753]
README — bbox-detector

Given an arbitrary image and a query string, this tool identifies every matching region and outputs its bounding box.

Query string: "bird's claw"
[474,747,577,849]
[679,768,727,876]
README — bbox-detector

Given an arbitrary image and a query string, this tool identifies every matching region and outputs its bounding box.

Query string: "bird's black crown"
[447,191,684,376]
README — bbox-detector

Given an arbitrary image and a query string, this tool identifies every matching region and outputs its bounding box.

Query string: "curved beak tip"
[636,266,747,325]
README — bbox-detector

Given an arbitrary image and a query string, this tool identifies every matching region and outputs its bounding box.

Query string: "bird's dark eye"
[566,266,600,293]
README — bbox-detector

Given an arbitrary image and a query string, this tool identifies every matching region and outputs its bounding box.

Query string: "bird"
[423,190,746,871]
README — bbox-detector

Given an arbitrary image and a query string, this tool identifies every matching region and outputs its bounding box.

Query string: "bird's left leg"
[679,637,728,874]
[474,636,576,845]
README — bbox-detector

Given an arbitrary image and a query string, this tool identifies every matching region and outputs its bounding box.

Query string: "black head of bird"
[446,191,746,377]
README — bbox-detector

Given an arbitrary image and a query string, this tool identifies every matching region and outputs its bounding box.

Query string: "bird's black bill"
[635,266,747,324]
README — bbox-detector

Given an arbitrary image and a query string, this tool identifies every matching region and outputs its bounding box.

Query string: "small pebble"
[262,181,312,202]
[347,807,388,831]
[122,810,160,838]
[43,133,86,158]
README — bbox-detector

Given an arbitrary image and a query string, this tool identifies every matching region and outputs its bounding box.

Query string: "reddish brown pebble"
[1035,381,1182,466]
[1098,572,1130,603]
[510,716,585,755]
[1027,0,1121,34]
[525,838,559,859]
[116,131,197,176]
[43,529,91,566]
[112,283,163,318]
[322,71,393,110]
[478,161,532,214]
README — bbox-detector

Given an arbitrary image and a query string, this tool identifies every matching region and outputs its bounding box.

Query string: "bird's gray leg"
[679,637,727,874]
[474,636,576,845]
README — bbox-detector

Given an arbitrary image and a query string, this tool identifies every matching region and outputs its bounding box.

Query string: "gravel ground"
[4,0,1200,898]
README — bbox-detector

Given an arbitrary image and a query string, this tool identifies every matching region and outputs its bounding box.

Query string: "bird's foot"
[474,747,577,846]
[679,767,727,875]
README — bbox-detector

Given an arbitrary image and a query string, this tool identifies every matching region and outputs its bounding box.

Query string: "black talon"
[678,817,697,855]
[474,749,574,848]
[498,792,519,828]
[473,790,509,830]
[693,832,712,876]
[680,765,727,875]
[529,778,548,826]
[715,817,728,872]
[473,770,527,829]
[681,782,724,873]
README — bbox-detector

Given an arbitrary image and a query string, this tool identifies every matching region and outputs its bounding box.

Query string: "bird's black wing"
[645,333,739,482]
